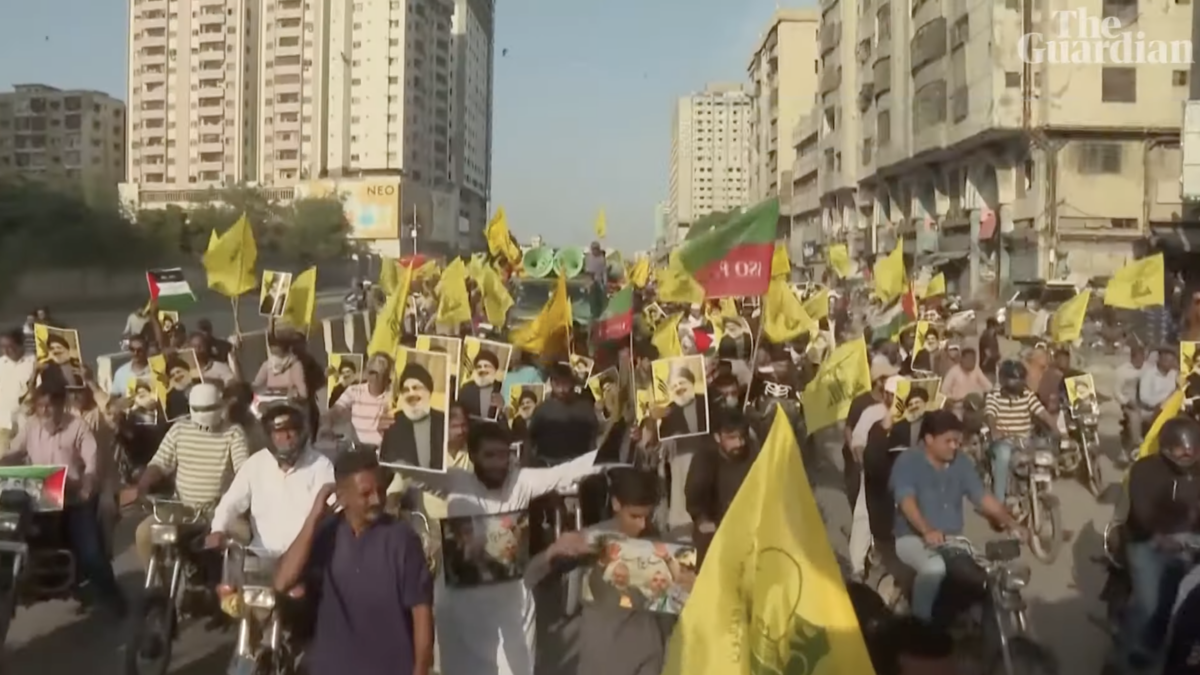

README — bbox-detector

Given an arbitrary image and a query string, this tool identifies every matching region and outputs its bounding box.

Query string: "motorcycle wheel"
[1085,447,1105,499]
[124,592,175,675]
[1028,494,1064,565]
[987,635,1059,675]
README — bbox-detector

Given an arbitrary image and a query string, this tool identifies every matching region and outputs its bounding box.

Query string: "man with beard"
[163,355,195,421]
[458,350,503,419]
[384,421,604,675]
[273,450,434,675]
[380,363,446,471]
[509,389,540,441]
[717,317,752,361]
[528,363,599,464]
[657,364,708,439]
[684,412,757,566]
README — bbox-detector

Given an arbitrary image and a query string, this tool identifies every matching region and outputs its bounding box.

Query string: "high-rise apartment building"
[0,84,126,203]
[258,0,326,185]
[448,0,494,242]
[126,0,259,198]
[667,83,752,241]
[811,0,1189,293]
[746,9,819,204]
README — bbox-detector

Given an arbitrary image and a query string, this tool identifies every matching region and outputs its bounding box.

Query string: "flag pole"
[231,296,242,336]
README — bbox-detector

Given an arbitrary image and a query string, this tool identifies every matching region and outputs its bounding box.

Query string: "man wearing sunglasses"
[109,335,153,399]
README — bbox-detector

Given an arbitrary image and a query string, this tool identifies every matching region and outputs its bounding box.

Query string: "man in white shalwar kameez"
[385,421,603,675]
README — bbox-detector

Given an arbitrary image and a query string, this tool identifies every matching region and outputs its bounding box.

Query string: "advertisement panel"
[297,177,401,240]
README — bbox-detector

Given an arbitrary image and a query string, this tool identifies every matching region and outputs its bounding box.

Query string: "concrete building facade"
[747,9,819,205]
[666,83,752,245]
[806,0,1190,296]
[0,84,126,204]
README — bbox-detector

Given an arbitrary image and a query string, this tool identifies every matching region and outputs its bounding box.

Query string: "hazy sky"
[0,0,793,252]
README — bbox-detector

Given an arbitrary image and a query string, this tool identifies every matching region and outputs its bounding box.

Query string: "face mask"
[190,409,223,430]
[723,396,739,408]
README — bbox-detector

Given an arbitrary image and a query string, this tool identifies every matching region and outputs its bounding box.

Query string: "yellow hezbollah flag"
[379,258,400,295]
[771,242,791,279]
[652,313,684,358]
[1137,387,1185,461]
[206,229,219,253]
[764,279,817,344]
[202,213,258,297]
[414,259,440,282]
[478,264,514,327]
[486,208,522,263]
[802,337,871,433]
[1050,289,1090,344]
[828,244,853,279]
[511,272,572,355]
[873,244,905,304]
[1105,254,1165,309]
[594,208,607,239]
[435,259,473,327]
[662,410,877,675]
[920,273,946,299]
[803,289,830,322]
[656,255,706,304]
[628,256,651,288]
[368,262,414,357]
[280,267,317,333]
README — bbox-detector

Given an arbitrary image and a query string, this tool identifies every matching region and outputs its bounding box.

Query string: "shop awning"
[1150,225,1200,253]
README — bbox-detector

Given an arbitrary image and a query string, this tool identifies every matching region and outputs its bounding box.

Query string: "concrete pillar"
[969,208,981,300]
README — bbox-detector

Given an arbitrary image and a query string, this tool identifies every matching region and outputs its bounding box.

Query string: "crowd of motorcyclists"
[3,252,1200,675]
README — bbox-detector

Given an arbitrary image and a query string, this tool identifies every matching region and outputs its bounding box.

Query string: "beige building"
[666,83,752,244]
[747,9,819,204]
[790,113,821,264]
[0,84,126,204]
[815,0,1189,293]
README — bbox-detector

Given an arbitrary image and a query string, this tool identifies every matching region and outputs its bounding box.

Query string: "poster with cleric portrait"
[383,348,452,473]
[650,355,709,441]
[458,337,513,421]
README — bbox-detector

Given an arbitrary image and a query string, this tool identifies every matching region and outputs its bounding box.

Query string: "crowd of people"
[4,242,1200,675]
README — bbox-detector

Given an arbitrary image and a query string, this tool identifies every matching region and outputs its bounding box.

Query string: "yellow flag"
[771,242,791,279]
[661,410,877,675]
[764,279,817,343]
[379,258,400,295]
[510,272,572,355]
[873,244,905,303]
[656,255,705,304]
[280,267,317,333]
[414,259,440,282]
[911,320,931,366]
[828,244,853,279]
[628,256,651,288]
[486,208,522,262]
[435,259,473,327]
[594,209,607,239]
[206,229,219,253]
[368,262,414,357]
[466,252,489,281]
[1137,387,1185,461]
[202,213,258,297]
[1105,254,1165,309]
[1050,289,1090,344]
[651,313,684,358]
[478,264,514,327]
[921,273,946,299]
[802,337,871,433]
[803,289,831,322]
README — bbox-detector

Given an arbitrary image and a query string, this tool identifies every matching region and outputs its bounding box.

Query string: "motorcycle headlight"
[149,523,178,545]
[1002,563,1032,591]
[242,586,276,610]
[0,513,20,533]
[1033,450,1056,467]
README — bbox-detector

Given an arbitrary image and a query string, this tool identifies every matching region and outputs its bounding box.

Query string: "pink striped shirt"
[333,384,390,445]
[10,413,97,480]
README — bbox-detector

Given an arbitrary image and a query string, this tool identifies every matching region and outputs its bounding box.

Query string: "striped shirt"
[984,391,1045,439]
[333,383,390,446]
[149,420,250,507]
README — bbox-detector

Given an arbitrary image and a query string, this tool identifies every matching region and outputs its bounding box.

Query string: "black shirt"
[1127,454,1200,542]
[684,440,758,525]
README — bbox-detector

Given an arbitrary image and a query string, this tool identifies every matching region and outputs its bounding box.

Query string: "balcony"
[820,21,841,55]
[820,65,843,95]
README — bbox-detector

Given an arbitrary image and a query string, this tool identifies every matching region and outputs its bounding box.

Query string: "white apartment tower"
[667,83,752,240]
[257,0,327,185]
[126,0,259,193]
[449,0,494,237]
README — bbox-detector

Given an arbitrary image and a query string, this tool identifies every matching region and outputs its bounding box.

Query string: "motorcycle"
[125,497,222,675]
[0,486,79,649]
[976,438,1064,564]
[934,537,1058,675]
[1061,397,1104,497]
[220,543,302,675]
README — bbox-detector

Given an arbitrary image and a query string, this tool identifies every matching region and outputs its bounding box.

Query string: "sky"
[0,0,796,252]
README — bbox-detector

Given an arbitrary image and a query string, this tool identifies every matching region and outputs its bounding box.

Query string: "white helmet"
[188,383,224,429]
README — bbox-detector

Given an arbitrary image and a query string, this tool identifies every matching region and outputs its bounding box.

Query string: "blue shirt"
[889,447,984,538]
[306,515,433,675]
[110,360,151,397]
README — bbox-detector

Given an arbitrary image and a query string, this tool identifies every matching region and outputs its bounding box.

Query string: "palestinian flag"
[870,285,918,341]
[692,328,714,353]
[146,267,197,312]
[595,285,634,341]
[0,465,67,511]
[676,198,778,299]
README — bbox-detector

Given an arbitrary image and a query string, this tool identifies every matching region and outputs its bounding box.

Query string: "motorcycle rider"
[1119,416,1200,670]
[984,360,1059,501]
[206,403,335,554]
[890,409,1021,624]
[120,383,251,567]
[1116,344,1150,448]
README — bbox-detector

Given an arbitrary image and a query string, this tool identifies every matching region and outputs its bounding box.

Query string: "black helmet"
[260,402,310,462]
[998,359,1027,390]
[1158,417,1200,468]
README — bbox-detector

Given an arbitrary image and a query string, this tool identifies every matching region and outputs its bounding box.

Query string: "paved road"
[1,345,1128,674]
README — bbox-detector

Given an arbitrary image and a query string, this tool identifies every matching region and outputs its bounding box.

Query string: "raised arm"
[516,450,601,499]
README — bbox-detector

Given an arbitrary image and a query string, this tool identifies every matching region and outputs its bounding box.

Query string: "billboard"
[296,177,401,240]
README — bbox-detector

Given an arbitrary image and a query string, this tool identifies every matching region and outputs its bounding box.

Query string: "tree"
[281,198,351,265]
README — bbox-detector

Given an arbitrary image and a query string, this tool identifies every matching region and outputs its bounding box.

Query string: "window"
[1102,0,1138,24]
[1175,70,1189,87]
[1077,143,1123,174]
[1005,71,1021,88]
[1101,67,1136,102]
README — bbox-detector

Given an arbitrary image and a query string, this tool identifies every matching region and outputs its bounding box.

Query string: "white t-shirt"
[851,402,889,450]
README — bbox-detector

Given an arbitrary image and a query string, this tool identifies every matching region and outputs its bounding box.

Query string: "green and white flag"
[147,268,197,312]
